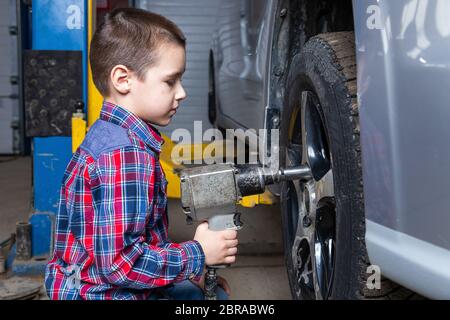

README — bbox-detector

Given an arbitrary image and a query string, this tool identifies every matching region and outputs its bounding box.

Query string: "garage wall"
[0,0,19,154]
[136,0,219,143]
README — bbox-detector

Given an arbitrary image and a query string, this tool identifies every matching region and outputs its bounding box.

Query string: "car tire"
[279,31,417,300]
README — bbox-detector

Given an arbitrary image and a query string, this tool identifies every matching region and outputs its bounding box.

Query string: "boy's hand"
[191,274,231,296]
[194,222,238,266]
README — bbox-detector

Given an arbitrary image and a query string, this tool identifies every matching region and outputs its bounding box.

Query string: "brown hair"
[89,7,186,96]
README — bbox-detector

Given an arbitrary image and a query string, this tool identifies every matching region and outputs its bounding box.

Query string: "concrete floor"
[0,156,292,300]
[0,156,32,243]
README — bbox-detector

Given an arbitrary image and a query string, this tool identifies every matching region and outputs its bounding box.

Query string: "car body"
[210,0,450,299]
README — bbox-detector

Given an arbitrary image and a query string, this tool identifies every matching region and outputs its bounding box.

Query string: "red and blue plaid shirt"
[45,101,205,300]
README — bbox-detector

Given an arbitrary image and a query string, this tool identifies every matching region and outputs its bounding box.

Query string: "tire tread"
[297,31,418,300]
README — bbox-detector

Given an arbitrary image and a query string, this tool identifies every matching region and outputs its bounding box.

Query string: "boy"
[45,8,238,300]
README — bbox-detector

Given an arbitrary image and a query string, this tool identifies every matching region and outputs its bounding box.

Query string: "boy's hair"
[90,7,186,96]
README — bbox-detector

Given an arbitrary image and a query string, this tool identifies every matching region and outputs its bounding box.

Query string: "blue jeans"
[148,280,229,300]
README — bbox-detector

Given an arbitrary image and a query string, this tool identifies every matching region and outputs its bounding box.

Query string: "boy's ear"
[110,65,132,94]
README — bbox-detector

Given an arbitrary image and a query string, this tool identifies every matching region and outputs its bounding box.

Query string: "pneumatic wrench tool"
[179,163,311,300]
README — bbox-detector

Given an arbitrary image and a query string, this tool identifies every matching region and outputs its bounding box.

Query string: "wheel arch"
[265,0,356,162]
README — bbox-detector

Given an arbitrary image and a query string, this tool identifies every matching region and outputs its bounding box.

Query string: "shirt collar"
[100,100,163,153]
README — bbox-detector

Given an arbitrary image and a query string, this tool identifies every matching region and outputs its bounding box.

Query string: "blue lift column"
[31,0,88,211]
[12,0,88,275]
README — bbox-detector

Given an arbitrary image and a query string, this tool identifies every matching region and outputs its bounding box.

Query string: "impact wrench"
[179,163,311,300]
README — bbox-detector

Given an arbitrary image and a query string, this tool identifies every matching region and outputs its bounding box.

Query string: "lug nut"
[271,116,280,128]
[273,67,282,77]
[303,216,312,228]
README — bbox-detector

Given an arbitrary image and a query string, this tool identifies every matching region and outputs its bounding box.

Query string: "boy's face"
[130,42,187,126]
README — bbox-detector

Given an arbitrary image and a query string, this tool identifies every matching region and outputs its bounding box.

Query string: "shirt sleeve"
[90,146,205,289]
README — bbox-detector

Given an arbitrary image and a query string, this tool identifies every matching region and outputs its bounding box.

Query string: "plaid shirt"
[45,101,205,300]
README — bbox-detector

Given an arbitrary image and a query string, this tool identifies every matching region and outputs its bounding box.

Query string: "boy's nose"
[176,84,187,101]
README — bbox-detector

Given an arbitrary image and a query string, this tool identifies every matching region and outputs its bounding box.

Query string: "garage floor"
[0,156,291,300]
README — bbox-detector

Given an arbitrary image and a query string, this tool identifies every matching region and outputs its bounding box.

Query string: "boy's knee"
[165,280,229,300]
[166,280,204,300]
[215,286,229,300]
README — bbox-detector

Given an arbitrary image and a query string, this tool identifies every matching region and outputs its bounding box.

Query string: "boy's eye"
[166,79,176,87]
[166,78,183,87]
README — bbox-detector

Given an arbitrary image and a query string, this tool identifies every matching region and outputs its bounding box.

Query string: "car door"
[216,0,275,131]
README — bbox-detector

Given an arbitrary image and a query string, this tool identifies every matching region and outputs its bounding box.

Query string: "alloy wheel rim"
[285,90,336,300]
